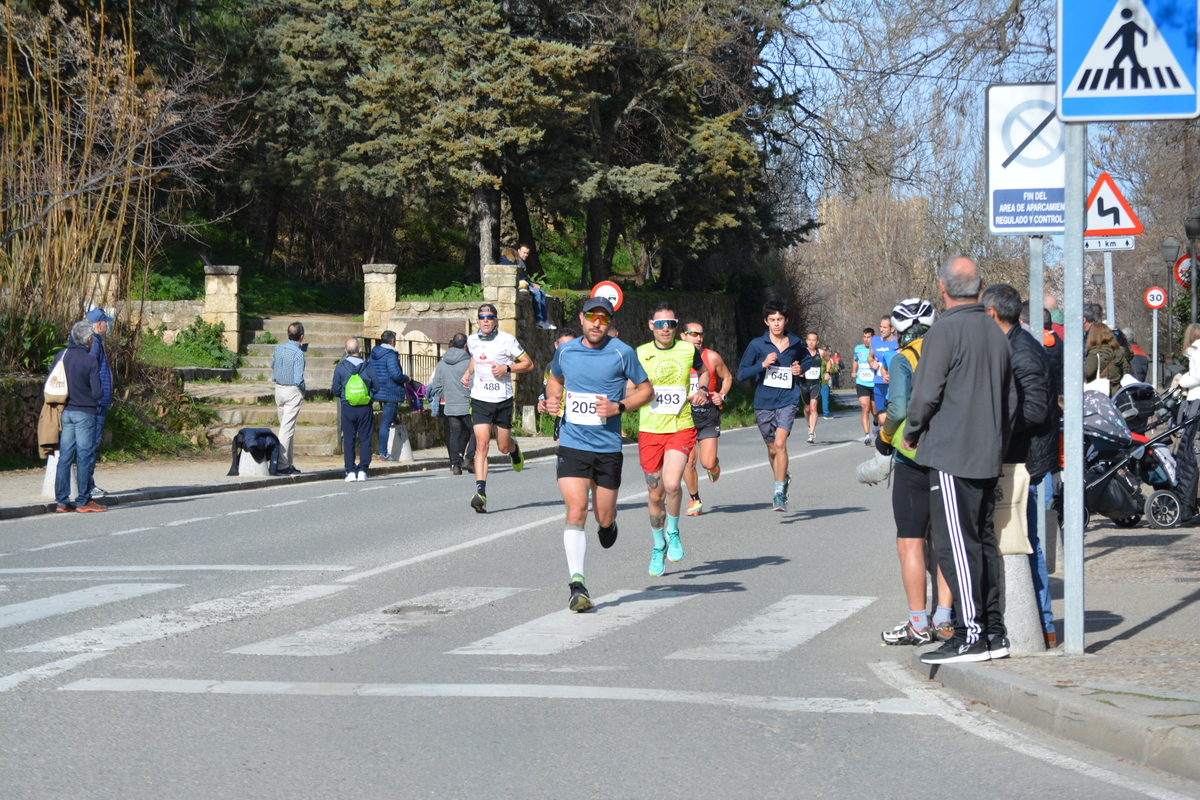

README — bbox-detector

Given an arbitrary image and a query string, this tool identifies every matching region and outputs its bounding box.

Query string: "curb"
[911,651,1200,782]
[0,446,559,523]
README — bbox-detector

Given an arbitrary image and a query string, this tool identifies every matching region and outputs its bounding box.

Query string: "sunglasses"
[583,311,611,323]
[683,331,705,338]
[477,314,496,320]
[652,319,679,330]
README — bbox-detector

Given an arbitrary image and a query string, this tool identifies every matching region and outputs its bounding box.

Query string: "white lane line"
[164,517,213,526]
[666,595,877,661]
[25,540,90,552]
[224,509,261,516]
[449,590,695,656]
[357,485,392,492]
[314,492,350,499]
[0,565,351,575]
[869,662,1196,800]
[0,653,110,692]
[0,584,182,629]
[59,678,930,715]
[229,587,527,656]
[265,500,307,508]
[721,440,857,478]
[109,527,158,536]
[13,584,348,653]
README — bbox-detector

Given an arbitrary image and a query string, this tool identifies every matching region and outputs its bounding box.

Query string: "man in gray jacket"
[904,256,1017,665]
[427,333,472,474]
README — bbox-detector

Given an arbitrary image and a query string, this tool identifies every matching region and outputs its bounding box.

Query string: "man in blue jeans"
[83,308,114,497]
[53,320,107,513]
[369,330,409,460]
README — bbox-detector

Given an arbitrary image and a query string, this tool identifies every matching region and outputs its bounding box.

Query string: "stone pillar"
[89,263,119,309]
[202,265,241,352]
[481,264,519,337]
[363,263,398,339]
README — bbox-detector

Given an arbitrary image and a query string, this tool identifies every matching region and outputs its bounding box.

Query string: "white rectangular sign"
[987,83,1067,235]
[1084,236,1136,251]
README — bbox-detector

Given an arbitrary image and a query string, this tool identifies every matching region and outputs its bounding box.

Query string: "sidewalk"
[912,520,1200,783]
[0,436,558,522]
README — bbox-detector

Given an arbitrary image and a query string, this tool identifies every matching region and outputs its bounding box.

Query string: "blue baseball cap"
[85,308,113,323]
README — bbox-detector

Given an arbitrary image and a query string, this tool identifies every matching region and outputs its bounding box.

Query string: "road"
[2,416,1198,799]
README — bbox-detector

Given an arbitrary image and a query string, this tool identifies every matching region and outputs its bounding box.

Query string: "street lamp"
[1163,237,1181,377]
[1162,236,1181,265]
[1187,207,1200,325]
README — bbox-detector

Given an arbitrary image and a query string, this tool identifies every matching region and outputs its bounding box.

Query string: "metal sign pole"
[1029,236,1045,338]
[1153,307,1159,388]
[1104,251,1115,326]
[1063,122,1087,656]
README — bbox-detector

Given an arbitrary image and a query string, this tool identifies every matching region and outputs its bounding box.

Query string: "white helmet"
[891,298,937,334]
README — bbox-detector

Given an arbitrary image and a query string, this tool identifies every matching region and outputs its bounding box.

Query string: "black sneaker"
[987,634,1010,660]
[568,581,593,612]
[470,493,487,514]
[919,636,990,664]
[598,522,618,549]
[783,472,791,500]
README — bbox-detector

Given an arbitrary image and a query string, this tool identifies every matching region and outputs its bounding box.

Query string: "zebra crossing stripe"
[59,678,930,715]
[228,587,527,656]
[0,584,182,629]
[448,590,695,656]
[665,595,876,661]
[11,584,347,653]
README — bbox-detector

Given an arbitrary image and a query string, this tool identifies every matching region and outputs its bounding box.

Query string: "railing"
[361,338,445,384]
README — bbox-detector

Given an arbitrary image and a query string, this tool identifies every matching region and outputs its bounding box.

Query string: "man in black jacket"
[987,284,1058,647]
[53,320,106,512]
[906,257,1017,664]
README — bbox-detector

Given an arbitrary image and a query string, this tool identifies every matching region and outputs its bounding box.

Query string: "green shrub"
[401,282,482,302]
[138,319,239,370]
[0,315,62,372]
[253,331,279,344]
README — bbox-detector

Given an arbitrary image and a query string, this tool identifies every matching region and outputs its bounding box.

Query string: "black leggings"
[1175,399,1200,519]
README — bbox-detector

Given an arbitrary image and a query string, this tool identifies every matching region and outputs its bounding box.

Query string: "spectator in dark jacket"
[369,330,409,461]
[1123,329,1150,383]
[52,320,106,512]
[332,338,380,481]
[986,284,1057,646]
[85,308,114,497]
[427,333,473,474]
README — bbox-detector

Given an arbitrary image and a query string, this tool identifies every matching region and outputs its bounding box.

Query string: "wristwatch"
[505,364,511,373]
[617,402,626,413]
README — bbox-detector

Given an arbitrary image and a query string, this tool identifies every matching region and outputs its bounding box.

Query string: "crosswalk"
[4,582,877,683]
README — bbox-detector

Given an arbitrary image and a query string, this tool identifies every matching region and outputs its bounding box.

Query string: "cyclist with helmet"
[873,298,955,646]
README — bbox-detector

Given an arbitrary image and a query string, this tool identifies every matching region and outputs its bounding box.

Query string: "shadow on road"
[668,556,790,579]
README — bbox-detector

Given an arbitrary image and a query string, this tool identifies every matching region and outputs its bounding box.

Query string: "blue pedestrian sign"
[1058,0,1200,121]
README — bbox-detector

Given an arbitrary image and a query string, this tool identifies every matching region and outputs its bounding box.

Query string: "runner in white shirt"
[460,303,535,513]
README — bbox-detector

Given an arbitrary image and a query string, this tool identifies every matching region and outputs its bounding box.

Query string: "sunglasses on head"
[477,314,496,320]
[652,319,679,330]
[583,310,611,323]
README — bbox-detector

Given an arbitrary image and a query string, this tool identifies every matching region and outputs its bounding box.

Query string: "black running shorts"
[892,461,932,538]
[856,384,874,399]
[799,380,821,406]
[556,446,623,490]
[690,404,722,440]
[471,398,514,429]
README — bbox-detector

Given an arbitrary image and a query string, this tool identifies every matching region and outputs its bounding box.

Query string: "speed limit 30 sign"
[1145,286,1168,310]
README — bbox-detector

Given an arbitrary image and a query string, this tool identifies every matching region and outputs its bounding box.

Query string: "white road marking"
[0,565,351,575]
[313,492,349,499]
[59,678,930,714]
[449,590,695,656]
[229,587,527,656]
[869,661,1196,800]
[109,527,158,536]
[265,500,307,508]
[666,595,876,661]
[164,517,213,526]
[223,509,261,516]
[479,664,627,673]
[13,584,348,653]
[0,584,182,629]
[357,486,392,492]
[25,540,89,552]
[0,653,110,692]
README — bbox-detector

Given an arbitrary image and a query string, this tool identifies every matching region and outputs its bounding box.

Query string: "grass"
[137,319,239,370]
[0,451,43,471]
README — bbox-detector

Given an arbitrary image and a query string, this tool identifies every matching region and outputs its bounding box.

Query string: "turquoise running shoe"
[773,491,787,512]
[649,546,666,577]
[667,531,684,562]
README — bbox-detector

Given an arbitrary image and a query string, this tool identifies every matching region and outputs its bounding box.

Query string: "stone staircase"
[188,315,363,457]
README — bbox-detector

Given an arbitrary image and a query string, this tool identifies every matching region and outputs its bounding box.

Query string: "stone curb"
[0,446,560,523]
[911,652,1200,782]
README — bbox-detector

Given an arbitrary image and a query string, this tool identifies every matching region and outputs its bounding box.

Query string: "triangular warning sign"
[1086,172,1143,236]
[1063,0,1194,99]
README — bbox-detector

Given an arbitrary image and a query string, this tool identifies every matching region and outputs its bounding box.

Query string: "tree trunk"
[476,185,501,272]
[602,210,623,278]
[631,235,650,286]
[585,197,607,284]
[259,183,285,277]
[504,183,541,277]
[462,196,481,285]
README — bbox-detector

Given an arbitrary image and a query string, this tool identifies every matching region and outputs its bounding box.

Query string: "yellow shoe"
[685,498,703,516]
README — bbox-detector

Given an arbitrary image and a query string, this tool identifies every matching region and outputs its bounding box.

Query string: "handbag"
[995,463,1033,556]
[1084,353,1110,396]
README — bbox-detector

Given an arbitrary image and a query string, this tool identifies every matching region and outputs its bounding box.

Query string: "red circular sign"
[1175,255,1195,289]
[590,281,624,311]
[1144,286,1167,310]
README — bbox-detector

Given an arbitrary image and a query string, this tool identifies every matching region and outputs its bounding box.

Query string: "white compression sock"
[564,526,586,578]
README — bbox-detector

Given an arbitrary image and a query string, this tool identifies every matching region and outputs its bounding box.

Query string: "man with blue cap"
[83,307,114,497]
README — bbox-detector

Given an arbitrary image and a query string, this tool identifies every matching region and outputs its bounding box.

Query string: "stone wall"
[0,376,44,460]
[113,300,206,344]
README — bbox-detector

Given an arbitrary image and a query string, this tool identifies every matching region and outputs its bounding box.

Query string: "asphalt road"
[3,415,1198,799]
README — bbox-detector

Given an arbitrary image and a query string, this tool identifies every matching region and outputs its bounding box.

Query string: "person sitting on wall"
[501,243,555,330]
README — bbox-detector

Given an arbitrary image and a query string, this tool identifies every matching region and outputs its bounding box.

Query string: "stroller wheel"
[1112,515,1142,529]
[1145,490,1183,529]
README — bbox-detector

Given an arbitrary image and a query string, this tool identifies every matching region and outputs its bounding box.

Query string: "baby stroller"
[1057,388,1195,529]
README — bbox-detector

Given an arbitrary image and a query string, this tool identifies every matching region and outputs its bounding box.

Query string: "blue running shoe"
[667,531,683,562]
[773,491,787,511]
[649,546,666,577]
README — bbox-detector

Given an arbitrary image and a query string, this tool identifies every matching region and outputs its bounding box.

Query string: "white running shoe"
[344,473,356,482]
[357,471,368,481]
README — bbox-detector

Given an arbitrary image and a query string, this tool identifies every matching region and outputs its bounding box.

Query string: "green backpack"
[345,363,371,406]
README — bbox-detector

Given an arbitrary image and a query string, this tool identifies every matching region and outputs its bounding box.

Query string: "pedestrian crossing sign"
[1058,0,1200,121]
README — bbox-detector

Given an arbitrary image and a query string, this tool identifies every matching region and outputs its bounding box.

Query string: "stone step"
[211,425,340,447]
[244,317,364,335]
[238,367,337,384]
[245,331,355,347]
[214,406,338,425]
[244,343,346,358]
[242,355,342,369]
